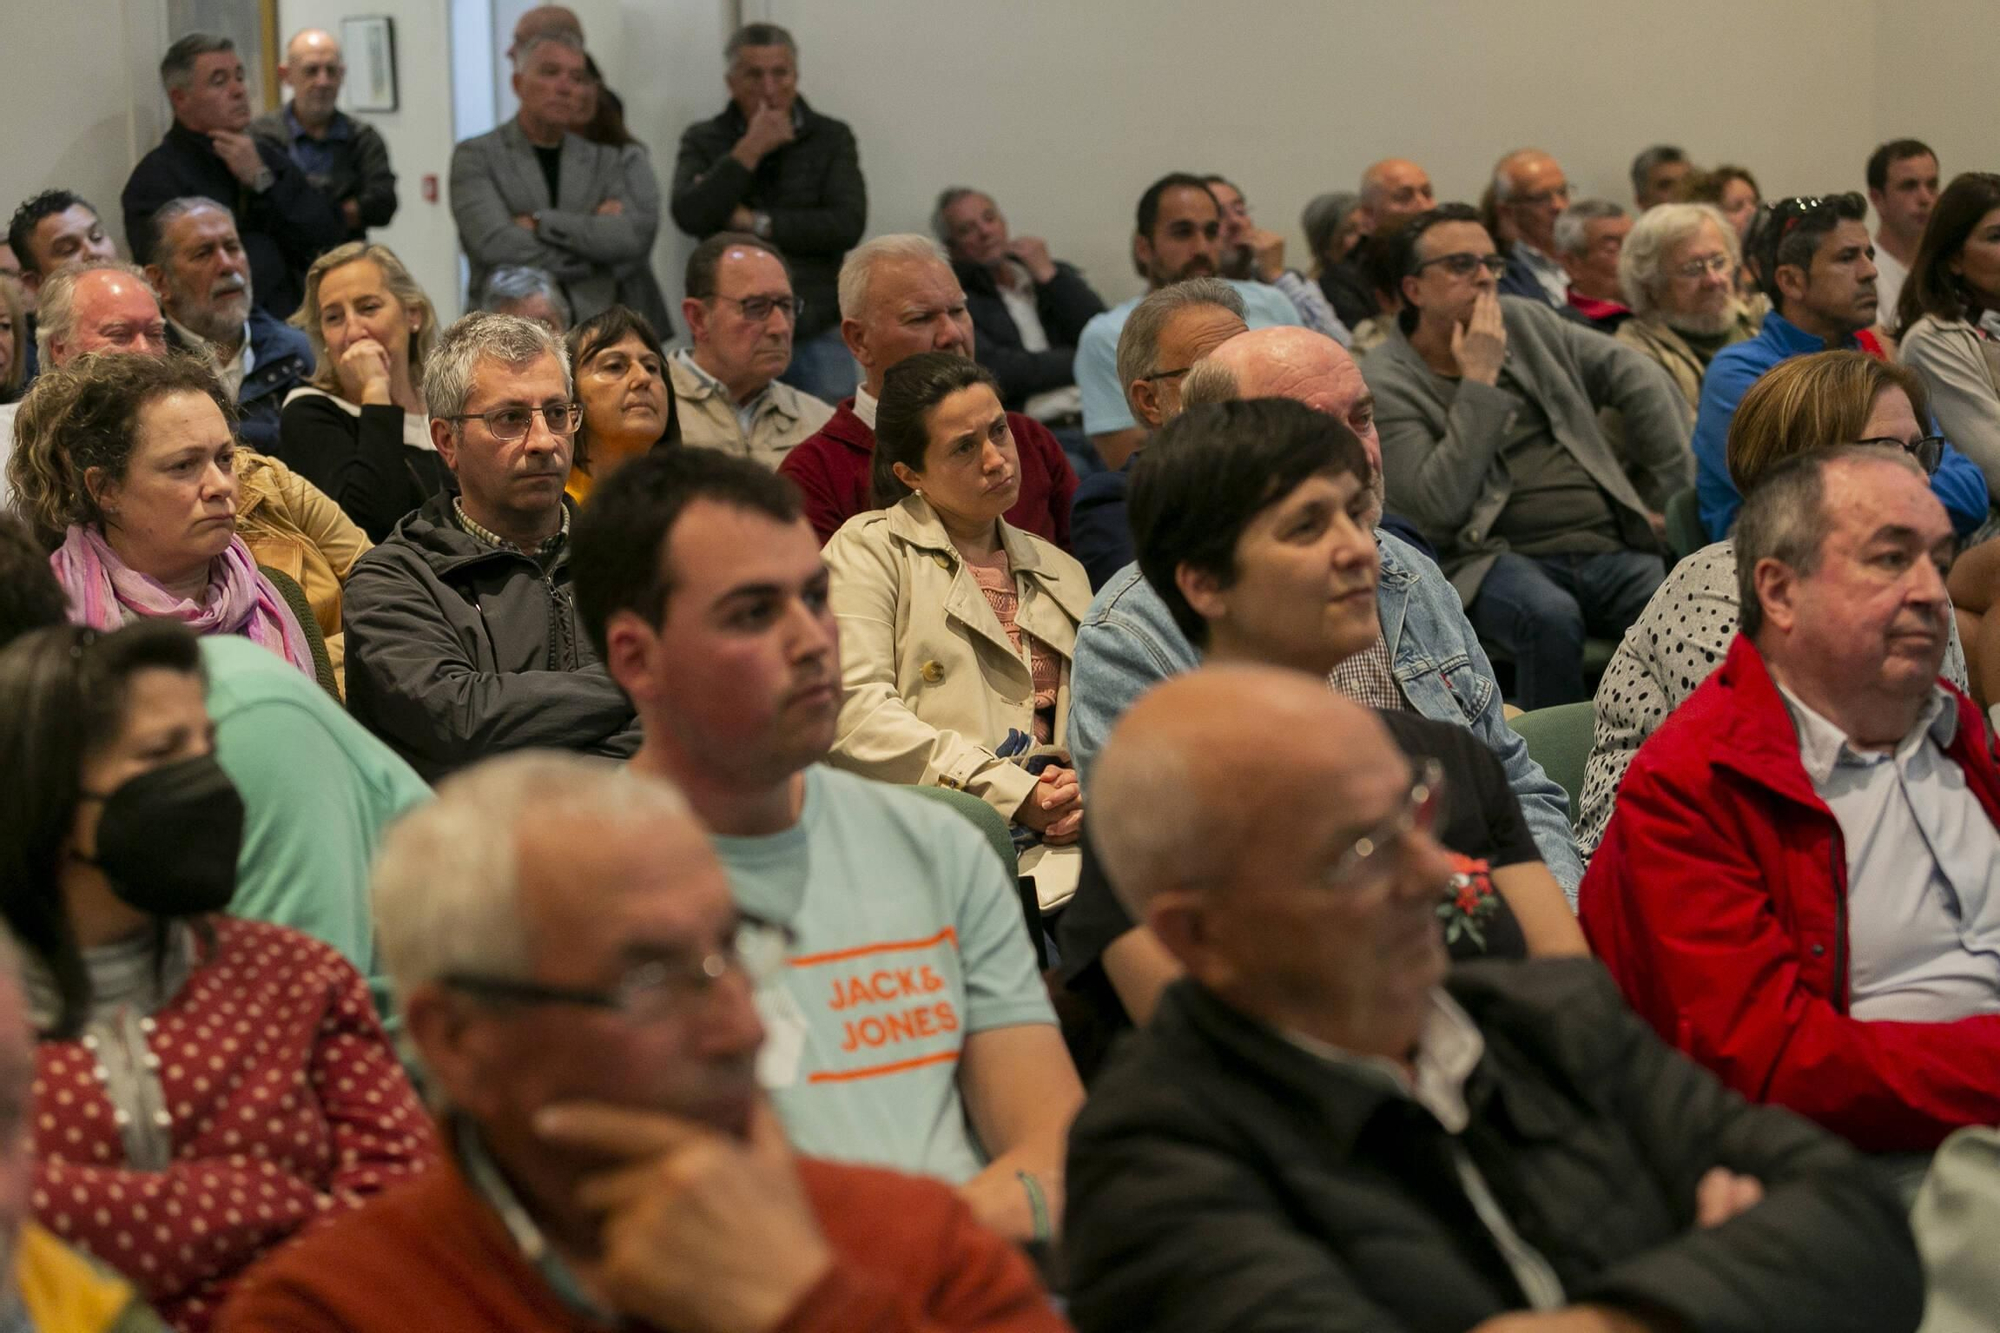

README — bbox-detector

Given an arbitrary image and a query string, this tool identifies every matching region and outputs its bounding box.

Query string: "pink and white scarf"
[51,524,317,677]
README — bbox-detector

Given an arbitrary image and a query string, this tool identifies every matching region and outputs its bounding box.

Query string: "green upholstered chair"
[1507,700,1598,827]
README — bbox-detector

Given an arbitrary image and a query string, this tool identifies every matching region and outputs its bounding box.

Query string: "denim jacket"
[1069,532,1584,896]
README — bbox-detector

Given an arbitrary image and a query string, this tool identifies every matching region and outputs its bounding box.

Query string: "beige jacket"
[1615,304,1762,412]
[823,494,1093,820]
[668,352,835,470]
[234,450,371,687]
[1899,313,2000,494]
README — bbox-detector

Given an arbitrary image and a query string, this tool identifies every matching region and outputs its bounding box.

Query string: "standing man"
[451,31,659,326]
[251,28,399,244]
[123,33,345,319]
[672,23,866,406]
[1866,138,1941,321]
[1491,148,1574,307]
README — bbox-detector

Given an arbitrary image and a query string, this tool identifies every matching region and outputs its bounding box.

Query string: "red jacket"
[1581,633,2000,1151]
[778,399,1076,549]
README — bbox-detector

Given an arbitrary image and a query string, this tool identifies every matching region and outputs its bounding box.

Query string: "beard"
[1664,301,1740,338]
[169,278,253,346]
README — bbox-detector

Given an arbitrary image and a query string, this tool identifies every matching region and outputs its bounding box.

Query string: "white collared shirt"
[170,317,254,401]
[992,263,1085,424]
[1779,685,2000,1021]
[853,385,879,429]
[1514,243,1571,307]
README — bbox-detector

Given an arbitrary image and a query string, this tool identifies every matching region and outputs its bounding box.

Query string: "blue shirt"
[1075,279,1305,435]
[1692,311,1990,539]
[280,103,353,186]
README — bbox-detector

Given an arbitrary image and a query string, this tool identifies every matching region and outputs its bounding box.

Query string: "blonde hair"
[0,276,24,400]
[291,241,440,397]
[1726,350,1931,497]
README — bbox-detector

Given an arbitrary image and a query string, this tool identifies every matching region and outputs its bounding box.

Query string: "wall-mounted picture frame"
[342,15,398,113]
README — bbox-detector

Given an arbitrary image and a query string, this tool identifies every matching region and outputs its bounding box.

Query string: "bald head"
[1495,149,1569,254]
[512,5,583,53]
[1358,159,1435,237]
[39,262,166,366]
[280,28,345,128]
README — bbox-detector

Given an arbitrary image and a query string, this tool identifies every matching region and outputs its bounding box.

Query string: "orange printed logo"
[789,927,964,1083]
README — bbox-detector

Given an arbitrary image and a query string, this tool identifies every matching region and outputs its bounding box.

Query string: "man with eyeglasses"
[218,751,1069,1333]
[1492,148,1574,307]
[1061,659,1923,1333]
[341,312,639,780]
[671,231,833,468]
[1553,199,1634,333]
[1613,202,1761,415]
[1362,203,1693,710]
[1690,192,1988,540]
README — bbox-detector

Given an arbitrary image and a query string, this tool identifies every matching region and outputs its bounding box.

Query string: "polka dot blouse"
[1577,540,1970,860]
[31,917,438,1332]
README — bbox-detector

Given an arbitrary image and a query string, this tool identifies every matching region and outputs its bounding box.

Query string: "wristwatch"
[751,211,774,240]
[250,165,276,193]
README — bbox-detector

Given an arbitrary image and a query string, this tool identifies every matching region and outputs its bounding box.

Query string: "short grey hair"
[160,33,235,92]
[1179,358,1240,409]
[836,234,949,322]
[931,187,984,246]
[513,29,583,72]
[479,266,572,327]
[35,259,156,367]
[1619,202,1739,319]
[1630,144,1688,200]
[725,22,795,62]
[1552,199,1626,258]
[1114,277,1244,399]
[1734,444,1923,638]
[422,312,571,424]
[372,752,693,1007]
[147,196,232,268]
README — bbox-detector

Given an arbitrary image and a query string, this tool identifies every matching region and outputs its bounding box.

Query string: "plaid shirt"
[452,498,569,565]
[1329,633,1409,712]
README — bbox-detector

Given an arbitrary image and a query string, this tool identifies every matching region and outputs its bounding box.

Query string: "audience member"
[451,31,659,326]
[123,35,344,319]
[572,447,1084,1242]
[144,197,312,452]
[823,353,1090,843]
[1300,190,1364,307]
[671,23,866,404]
[477,264,571,331]
[1692,191,1987,538]
[1491,148,1574,306]
[1578,351,1968,854]
[0,617,435,1331]
[1063,662,1924,1333]
[1894,172,2000,494]
[506,2,582,57]
[1867,138,1940,321]
[1318,158,1438,328]
[778,235,1075,547]
[279,241,446,541]
[1554,198,1634,331]
[1069,279,1247,588]
[1202,174,1350,343]
[340,313,639,779]
[1632,142,1694,210]
[1584,444,2000,1154]
[937,187,1106,431]
[672,231,832,467]
[6,188,118,320]
[563,304,678,504]
[1058,399,1584,1042]
[9,353,320,678]
[1075,173,1307,469]
[249,29,398,243]
[0,275,21,404]
[218,752,1066,1333]
[1677,163,1763,242]
[570,53,675,340]
[1365,203,1691,708]
[1614,202,1760,413]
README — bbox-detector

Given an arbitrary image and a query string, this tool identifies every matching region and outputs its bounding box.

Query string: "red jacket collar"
[1567,291,1632,322]
[820,399,875,455]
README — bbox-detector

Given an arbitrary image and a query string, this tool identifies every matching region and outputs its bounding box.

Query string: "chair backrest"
[258,565,339,701]
[1507,700,1597,826]
[901,784,1044,967]
[1664,488,1706,566]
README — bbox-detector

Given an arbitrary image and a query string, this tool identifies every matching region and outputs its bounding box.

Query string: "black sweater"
[274,391,449,543]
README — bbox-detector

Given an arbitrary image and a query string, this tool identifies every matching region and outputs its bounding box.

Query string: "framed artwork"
[341,16,398,113]
[166,0,281,112]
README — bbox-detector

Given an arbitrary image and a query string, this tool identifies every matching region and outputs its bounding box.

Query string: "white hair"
[1619,202,1740,320]
[371,752,691,1007]
[1551,199,1626,259]
[514,29,583,72]
[34,258,156,367]
[423,311,571,424]
[836,233,949,322]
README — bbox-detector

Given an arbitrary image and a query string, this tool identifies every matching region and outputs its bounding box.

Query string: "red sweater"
[216,1150,1071,1333]
[33,918,437,1331]
[778,400,1077,550]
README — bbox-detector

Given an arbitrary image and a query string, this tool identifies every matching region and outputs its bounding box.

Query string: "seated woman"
[8,354,322,679]
[822,352,1090,845]
[0,619,435,1331]
[1895,172,2000,497]
[0,271,24,403]
[279,242,446,542]
[563,305,678,505]
[1578,350,1970,856]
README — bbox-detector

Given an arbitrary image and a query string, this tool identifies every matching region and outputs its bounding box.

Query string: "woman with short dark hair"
[562,305,678,505]
[1895,172,2000,495]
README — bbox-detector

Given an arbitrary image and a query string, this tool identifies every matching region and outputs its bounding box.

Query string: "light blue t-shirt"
[712,765,1055,1184]
[1074,279,1306,434]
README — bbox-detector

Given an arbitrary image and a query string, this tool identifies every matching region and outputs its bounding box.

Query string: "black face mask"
[77,755,244,918]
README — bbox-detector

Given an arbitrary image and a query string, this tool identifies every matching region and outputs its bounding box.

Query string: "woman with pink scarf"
[6,352,316,674]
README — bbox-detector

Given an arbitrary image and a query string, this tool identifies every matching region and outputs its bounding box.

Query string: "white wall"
[1873,0,2000,188]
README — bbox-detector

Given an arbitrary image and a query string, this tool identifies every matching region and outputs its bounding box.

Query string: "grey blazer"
[449,120,660,323]
[1361,296,1693,603]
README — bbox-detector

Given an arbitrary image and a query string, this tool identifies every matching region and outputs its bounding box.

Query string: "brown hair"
[1895,172,2000,335]
[1726,350,1930,497]
[563,305,678,477]
[0,275,24,401]
[292,241,441,397]
[1677,164,1761,208]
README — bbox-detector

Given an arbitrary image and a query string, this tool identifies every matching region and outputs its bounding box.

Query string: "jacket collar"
[1758,309,1857,357]
[717,94,817,139]
[884,492,1047,575]
[164,120,223,159]
[394,490,577,575]
[952,258,1006,300]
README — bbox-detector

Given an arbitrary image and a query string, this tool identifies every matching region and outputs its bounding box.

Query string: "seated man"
[937,187,1105,429]
[6,188,120,384]
[1632,144,1694,211]
[218,752,1066,1333]
[342,312,639,780]
[1202,174,1349,345]
[1583,445,2000,1153]
[1614,201,1760,414]
[1062,664,1924,1333]
[144,196,312,451]
[672,231,833,468]
[777,235,1075,547]
[572,447,1084,1244]
[1319,158,1437,330]
[1070,278,1247,589]
[477,264,572,331]
[1364,203,1692,709]
[1692,191,1986,538]
[1075,173,1308,471]
[1491,148,1575,307]
[1555,199,1634,333]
